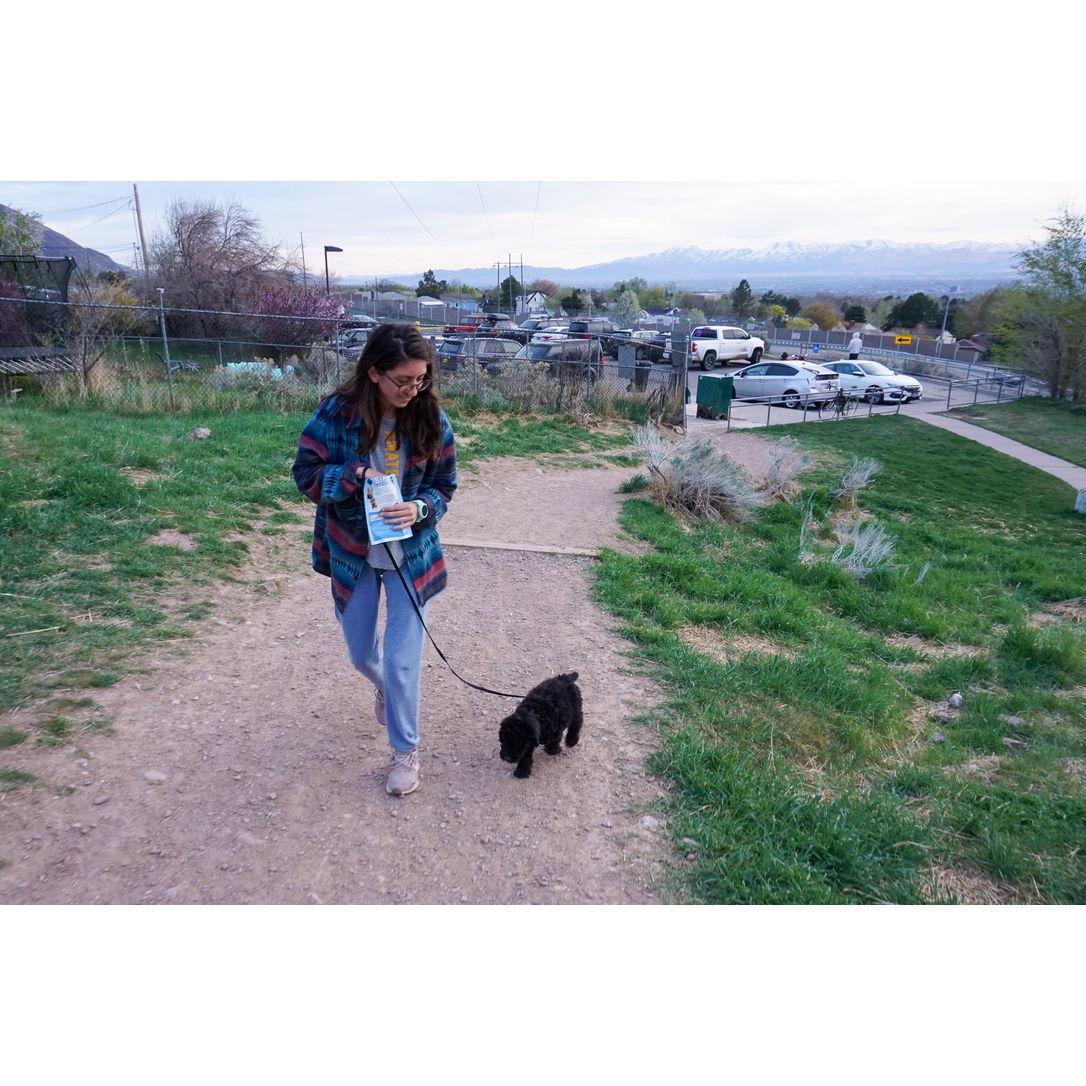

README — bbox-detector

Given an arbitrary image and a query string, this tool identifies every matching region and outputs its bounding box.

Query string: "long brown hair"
[332,323,442,458]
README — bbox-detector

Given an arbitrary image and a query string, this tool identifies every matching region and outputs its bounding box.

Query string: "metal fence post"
[973,381,980,405]
[996,380,1003,404]
[217,340,224,367]
[946,380,953,410]
[157,288,175,412]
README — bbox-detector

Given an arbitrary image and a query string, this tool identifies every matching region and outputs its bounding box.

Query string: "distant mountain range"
[356,240,1022,296]
[0,204,130,277]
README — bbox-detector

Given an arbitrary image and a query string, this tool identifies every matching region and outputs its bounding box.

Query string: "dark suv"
[438,336,520,374]
[516,338,603,382]
[568,317,623,357]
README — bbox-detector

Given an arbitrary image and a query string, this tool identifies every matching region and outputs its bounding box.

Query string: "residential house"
[516,291,551,316]
[439,293,479,313]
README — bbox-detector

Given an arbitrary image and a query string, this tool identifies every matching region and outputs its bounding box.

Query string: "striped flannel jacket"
[291,395,458,612]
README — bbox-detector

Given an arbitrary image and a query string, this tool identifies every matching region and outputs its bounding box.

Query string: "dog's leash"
[382,542,526,701]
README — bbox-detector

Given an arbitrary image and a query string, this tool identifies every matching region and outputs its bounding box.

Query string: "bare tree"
[147,200,288,337]
[67,273,142,390]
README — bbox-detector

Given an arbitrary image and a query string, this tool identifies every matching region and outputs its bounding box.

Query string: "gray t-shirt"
[366,414,405,570]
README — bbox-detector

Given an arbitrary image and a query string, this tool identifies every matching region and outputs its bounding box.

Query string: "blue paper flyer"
[364,475,413,545]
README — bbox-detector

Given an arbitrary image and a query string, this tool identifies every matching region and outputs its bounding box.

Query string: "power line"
[62,201,133,236]
[36,195,129,218]
[527,181,542,262]
[388,182,463,270]
[477,181,499,263]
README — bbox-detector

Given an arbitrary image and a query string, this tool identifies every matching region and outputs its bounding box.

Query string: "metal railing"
[693,373,1026,431]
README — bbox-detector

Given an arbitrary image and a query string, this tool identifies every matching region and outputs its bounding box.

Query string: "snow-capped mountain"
[363,239,1020,295]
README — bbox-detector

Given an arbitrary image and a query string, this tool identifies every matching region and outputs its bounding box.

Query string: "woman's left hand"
[379,502,419,529]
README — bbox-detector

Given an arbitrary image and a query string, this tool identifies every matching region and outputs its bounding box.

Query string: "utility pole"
[508,252,513,316]
[299,232,308,289]
[132,184,151,284]
[493,262,502,311]
[520,253,524,317]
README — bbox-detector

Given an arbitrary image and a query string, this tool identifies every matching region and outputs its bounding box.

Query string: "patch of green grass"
[446,408,631,468]
[619,473,648,493]
[0,768,35,792]
[945,397,1086,468]
[595,416,1086,903]
[0,727,28,748]
[0,402,308,716]
[36,716,72,747]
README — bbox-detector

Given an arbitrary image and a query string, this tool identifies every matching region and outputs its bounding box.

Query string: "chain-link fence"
[0,293,690,425]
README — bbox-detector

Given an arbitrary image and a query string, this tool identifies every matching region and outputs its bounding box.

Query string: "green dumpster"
[695,374,734,420]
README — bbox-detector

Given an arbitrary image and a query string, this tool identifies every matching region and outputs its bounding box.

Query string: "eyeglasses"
[381,373,432,392]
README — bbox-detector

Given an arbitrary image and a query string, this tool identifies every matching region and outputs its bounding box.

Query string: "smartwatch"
[413,499,428,523]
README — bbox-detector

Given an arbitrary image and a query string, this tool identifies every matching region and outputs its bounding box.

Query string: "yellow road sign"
[894,335,912,345]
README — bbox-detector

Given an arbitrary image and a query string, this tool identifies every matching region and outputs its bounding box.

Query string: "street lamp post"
[323,245,343,295]
[938,284,959,348]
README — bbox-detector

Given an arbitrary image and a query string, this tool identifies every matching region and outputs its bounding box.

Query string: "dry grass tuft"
[677,625,797,666]
[926,864,1029,905]
[886,635,988,659]
[147,529,196,551]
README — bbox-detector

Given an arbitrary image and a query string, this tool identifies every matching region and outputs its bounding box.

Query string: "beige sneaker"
[374,688,386,728]
[386,748,420,796]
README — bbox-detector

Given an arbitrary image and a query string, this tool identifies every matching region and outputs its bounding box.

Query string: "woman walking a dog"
[292,324,457,797]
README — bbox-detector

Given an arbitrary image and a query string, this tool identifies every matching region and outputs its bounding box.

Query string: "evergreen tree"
[730,278,755,319]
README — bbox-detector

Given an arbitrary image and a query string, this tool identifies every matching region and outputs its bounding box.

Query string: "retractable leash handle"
[382,542,526,701]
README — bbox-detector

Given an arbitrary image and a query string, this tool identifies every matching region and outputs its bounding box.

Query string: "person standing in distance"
[847,330,864,360]
[292,324,457,797]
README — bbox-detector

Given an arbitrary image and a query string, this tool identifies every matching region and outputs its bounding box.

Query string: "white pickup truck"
[689,325,765,370]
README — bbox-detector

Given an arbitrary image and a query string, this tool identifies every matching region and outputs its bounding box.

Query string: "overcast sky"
[1,179,1078,279]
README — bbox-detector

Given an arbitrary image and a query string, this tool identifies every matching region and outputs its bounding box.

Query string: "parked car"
[630,330,666,362]
[820,360,924,403]
[689,325,765,370]
[443,313,488,335]
[531,325,569,343]
[567,317,618,354]
[334,327,371,350]
[507,316,564,345]
[649,332,672,363]
[437,336,521,374]
[477,315,518,337]
[513,338,603,380]
[731,360,840,408]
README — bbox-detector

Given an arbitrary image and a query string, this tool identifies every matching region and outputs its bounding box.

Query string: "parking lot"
[680,361,1028,429]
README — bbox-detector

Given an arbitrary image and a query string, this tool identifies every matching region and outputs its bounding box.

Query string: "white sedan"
[730,360,841,408]
[821,360,923,403]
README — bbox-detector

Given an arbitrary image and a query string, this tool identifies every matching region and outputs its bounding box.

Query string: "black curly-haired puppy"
[498,672,583,779]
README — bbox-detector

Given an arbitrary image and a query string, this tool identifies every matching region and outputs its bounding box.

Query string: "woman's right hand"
[355,466,369,483]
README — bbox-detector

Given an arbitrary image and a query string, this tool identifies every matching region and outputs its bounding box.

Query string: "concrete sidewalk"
[914,413,1086,491]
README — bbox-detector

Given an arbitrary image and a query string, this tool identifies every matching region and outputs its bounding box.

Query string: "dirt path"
[0,454,678,904]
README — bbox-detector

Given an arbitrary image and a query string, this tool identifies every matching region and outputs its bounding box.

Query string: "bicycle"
[817,389,858,421]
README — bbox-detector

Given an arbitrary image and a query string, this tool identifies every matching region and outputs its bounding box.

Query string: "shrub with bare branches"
[760,437,813,501]
[832,456,881,506]
[633,424,767,522]
[830,515,896,578]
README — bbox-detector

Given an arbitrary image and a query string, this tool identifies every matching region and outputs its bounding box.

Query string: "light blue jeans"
[336,565,428,752]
